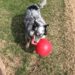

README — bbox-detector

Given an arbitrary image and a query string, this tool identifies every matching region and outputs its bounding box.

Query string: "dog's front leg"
[25,35,31,49]
[25,40,31,49]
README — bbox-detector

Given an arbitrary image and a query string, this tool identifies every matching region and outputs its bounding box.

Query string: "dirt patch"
[64,0,75,74]
[0,54,22,75]
[0,58,6,75]
[67,0,75,51]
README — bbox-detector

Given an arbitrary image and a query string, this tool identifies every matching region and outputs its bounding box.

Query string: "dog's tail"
[39,0,47,8]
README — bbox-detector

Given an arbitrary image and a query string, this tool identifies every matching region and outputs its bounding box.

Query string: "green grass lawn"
[0,0,74,75]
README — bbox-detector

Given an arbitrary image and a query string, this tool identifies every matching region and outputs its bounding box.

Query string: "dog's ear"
[44,24,49,35]
[44,24,49,27]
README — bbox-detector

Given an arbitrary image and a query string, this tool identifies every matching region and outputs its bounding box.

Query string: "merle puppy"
[24,0,48,48]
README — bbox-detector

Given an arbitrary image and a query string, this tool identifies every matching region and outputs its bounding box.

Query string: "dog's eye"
[32,23,38,30]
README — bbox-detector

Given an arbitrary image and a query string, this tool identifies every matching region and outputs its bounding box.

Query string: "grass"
[0,0,74,75]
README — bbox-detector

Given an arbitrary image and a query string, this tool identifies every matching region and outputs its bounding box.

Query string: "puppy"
[24,0,48,48]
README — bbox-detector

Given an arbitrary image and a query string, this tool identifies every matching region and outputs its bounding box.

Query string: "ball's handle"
[31,36,37,45]
[31,35,46,45]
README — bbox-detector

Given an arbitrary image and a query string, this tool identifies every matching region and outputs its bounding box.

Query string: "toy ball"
[35,38,52,57]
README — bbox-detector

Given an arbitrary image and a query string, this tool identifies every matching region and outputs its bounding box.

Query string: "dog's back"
[24,4,46,36]
[24,5,38,39]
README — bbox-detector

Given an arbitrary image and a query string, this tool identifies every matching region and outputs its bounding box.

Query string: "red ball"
[35,38,52,57]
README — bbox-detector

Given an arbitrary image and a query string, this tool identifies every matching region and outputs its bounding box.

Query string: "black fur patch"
[28,5,38,10]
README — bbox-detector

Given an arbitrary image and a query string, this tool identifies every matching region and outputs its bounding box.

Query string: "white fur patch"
[37,26,44,34]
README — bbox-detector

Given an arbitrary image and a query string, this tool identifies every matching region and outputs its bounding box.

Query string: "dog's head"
[32,21,49,37]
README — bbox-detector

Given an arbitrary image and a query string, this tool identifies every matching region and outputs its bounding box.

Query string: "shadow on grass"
[11,14,35,53]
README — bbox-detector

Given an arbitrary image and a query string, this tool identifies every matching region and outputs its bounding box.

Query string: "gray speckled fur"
[24,0,47,48]
[24,4,46,39]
